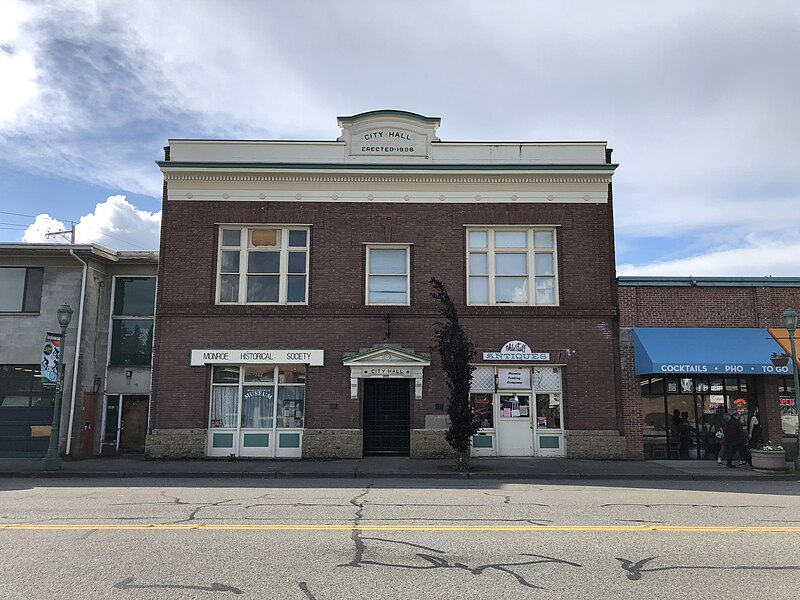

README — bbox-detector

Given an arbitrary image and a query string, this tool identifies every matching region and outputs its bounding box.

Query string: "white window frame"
[466,227,559,306]
[365,244,411,306]
[216,225,310,305]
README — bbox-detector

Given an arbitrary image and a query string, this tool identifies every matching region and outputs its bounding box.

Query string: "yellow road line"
[2,524,800,532]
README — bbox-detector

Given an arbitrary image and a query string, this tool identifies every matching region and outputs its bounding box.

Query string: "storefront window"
[208,364,306,430]
[641,394,666,435]
[241,387,274,428]
[278,386,304,428]
[210,386,238,428]
[780,376,797,436]
[471,393,493,428]
[499,394,529,418]
[535,393,560,429]
[641,374,758,460]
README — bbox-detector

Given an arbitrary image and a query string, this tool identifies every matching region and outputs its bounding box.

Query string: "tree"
[429,277,478,471]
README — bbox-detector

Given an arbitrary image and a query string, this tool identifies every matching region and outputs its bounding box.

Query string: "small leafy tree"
[430,277,478,471]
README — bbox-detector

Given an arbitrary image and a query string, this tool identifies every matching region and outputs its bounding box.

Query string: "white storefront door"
[495,393,534,456]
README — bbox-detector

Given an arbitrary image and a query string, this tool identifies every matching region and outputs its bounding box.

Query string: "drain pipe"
[65,249,88,457]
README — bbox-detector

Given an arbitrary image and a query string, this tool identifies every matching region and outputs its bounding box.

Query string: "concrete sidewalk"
[0,455,797,481]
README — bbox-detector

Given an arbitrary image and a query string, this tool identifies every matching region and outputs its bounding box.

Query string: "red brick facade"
[619,280,800,459]
[151,200,622,440]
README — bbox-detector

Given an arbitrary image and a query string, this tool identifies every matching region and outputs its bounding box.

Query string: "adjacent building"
[619,277,800,461]
[0,244,157,458]
[148,110,625,459]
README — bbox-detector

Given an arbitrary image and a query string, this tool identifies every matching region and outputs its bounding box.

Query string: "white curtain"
[211,386,238,427]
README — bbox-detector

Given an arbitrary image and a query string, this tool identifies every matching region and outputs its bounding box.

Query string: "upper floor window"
[110,277,156,366]
[466,228,557,306]
[218,227,309,305]
[0,267,43,313]
[365,245,410,305]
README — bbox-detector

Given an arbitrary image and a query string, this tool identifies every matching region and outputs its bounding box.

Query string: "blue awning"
[632,328,794,376]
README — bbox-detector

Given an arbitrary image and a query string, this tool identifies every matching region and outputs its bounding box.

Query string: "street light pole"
[42,303,73,471]
[781,308,800,470]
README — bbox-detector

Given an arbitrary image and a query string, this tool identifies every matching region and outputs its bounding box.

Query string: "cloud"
[617,237,800,277]
[22,195,160,251]
[2,0,800,276]
[0,1,38,125]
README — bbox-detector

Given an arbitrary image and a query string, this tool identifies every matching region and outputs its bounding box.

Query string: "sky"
[1,0,799,275]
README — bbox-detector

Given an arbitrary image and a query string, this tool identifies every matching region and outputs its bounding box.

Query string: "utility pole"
[45,223,76,243]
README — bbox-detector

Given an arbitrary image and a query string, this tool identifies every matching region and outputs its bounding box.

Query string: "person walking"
[748,407,763,450]
[725,412,750,468]
[716,413,730,465]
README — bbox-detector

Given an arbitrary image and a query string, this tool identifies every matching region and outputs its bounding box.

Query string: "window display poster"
[498,368,530,389]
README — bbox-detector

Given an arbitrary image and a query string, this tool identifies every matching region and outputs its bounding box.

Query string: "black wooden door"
[363,379,411,455]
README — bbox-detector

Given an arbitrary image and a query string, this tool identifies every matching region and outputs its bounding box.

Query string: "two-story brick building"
[148,110,625,459]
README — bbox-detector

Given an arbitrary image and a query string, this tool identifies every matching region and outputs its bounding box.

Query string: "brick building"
[619,277,800,461]
[148,110,625,459]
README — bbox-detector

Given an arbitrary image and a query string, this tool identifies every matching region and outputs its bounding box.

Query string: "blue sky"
[1,0,799,275]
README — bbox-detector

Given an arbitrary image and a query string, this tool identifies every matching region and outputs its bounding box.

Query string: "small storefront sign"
[483,340,550,361]
[498,367,531,389]
[190,349,324,366]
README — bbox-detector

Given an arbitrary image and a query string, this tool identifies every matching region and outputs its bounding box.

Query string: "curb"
[1,471,796,481]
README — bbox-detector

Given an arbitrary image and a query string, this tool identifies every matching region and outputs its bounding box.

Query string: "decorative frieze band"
[165,173,612,185]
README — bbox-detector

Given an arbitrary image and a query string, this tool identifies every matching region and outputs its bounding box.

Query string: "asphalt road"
[2,478,799,599]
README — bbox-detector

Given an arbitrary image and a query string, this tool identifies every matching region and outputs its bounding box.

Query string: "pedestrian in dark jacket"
[725,413,750,468]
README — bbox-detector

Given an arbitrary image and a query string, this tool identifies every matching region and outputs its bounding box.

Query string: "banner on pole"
[41,333,62,389]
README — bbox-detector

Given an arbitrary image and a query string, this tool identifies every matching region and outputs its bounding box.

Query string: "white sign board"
[498,367,531,389]
[483,340,550,361]
[190,349,324,366]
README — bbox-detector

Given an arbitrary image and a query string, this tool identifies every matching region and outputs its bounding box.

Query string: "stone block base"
[302,429,363,459]
[411,429,457,458]
[565,430,626,459]
[145,428,206,458]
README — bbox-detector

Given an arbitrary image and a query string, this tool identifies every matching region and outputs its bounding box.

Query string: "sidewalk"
[0,455,797,481]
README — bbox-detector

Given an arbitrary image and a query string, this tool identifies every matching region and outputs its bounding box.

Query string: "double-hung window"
[365,245,410,305]
[467,228,557,305]
[218,226,309,304]
[0,267,43,313]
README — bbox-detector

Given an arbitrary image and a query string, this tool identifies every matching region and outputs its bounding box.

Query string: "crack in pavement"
[298,581,318,599]
[601,503,785,509]
[113,576,242,594]
[338,537,582,590]
[342,485,373,568]
[617,557,800,581]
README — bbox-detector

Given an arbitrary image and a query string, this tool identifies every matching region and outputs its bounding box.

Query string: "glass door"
[534,393,564,456]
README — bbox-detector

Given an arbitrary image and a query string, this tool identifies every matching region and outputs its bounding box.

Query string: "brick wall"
[619,283,800,459]
[151,199,621,445]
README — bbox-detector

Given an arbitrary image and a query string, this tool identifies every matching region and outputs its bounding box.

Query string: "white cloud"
[618,238,800,277]
[2,0,800,275]
[22,195,160,250]
[22,214,68,243]
[0,0,38,126]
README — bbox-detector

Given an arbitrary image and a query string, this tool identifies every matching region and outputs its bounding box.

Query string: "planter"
[750,449,787,474]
